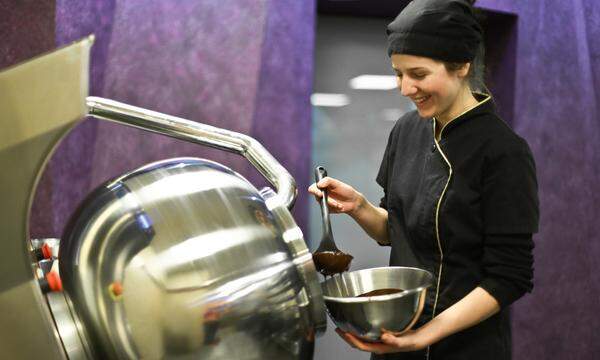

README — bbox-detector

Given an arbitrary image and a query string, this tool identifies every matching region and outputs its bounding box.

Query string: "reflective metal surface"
[86,96,297,210]
[321,267,433,341]
[0,36,93,360]
[1,34,324,360]
[46,292,91,360]
[59,158,326,359]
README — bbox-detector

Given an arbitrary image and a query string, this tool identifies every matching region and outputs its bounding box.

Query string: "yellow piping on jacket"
[426,94,491,359]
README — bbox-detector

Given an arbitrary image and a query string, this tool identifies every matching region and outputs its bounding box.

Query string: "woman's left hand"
[335,328,429,354]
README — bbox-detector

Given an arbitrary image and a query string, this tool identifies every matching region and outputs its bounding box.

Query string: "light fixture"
[349,75,397,90]
[310,93,350,107]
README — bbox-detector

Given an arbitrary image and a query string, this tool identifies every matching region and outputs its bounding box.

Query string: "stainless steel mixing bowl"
[321,267,433,341]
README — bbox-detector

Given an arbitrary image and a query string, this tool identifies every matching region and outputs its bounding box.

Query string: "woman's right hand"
[308,177,363,215]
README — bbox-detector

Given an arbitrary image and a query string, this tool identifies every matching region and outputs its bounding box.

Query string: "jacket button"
[431,144,437,152]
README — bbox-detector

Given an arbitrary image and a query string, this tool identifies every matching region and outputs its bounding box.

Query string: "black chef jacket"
[373,94,539,360]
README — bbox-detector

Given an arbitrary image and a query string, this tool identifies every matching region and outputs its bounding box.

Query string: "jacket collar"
[433,93,494,140]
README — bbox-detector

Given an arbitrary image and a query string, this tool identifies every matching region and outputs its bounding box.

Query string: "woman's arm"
[409,287,500,347]
[308,177,389,245]
[348,194,390,245]
[341,231,534,354]
[339,286,500,354]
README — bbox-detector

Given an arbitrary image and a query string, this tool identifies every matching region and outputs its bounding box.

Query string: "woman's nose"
[399,77,417,96]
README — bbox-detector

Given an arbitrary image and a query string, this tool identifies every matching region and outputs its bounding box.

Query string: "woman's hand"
[308,176,389,245]
[335,328,429,355]
[308,177,363,215]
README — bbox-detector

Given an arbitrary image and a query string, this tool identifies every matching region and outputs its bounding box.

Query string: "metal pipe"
[86,96,297,209]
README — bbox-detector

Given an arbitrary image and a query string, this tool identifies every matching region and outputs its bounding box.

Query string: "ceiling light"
[311,93,350,107]
[349,75,397,90]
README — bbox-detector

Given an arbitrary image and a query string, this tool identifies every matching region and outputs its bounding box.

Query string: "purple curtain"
[479,1,600,358]
[0,0,314,241]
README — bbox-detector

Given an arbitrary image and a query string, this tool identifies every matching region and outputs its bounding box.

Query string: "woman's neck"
[435,87,478,139]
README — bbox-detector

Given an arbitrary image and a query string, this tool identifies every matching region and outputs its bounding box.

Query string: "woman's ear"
[458,62,471,78]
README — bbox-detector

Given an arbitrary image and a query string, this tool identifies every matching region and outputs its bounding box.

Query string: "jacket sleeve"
[376,145,391,210]
[481,144,539,234]
[479,140,539,307]
[374,121,401,247]
[479,233,534,308]
[376,119,401,210]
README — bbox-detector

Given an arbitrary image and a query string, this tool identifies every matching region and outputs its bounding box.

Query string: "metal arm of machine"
[86,96,297,210]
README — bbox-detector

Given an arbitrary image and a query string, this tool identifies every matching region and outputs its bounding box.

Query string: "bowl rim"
[321,266,433,303]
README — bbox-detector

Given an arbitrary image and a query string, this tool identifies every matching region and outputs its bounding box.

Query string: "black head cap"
[386,0,483,63]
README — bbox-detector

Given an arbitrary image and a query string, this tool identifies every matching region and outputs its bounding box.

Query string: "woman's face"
[391,54,469,120]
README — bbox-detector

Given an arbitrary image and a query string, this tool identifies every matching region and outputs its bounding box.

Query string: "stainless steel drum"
[0,40,325,360]
[59,157,325,359]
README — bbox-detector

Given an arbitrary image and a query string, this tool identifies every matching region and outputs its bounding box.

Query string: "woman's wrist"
[348,191,366,218]
[348,194,390,245]
[417,318,444,348]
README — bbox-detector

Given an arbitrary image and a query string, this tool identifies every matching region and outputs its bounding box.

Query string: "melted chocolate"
[312,251,354,276]
[356,288,404,297]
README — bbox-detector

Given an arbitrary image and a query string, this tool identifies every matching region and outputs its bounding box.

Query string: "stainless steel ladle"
[312,166,353,276]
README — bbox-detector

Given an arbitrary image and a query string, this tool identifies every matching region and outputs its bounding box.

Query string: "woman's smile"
[413,95,431,106]
[412,94,435,117]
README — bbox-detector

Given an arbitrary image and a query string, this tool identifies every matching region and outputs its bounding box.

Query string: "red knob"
[46,271,62,292]
[41,243,53,259]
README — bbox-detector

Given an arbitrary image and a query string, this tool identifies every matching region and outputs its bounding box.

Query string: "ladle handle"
[315,166,333,240]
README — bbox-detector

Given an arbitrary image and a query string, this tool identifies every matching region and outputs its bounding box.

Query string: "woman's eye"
[413,73,426,79]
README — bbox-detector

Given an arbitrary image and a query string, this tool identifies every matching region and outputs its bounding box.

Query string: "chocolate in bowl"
[356,288,404,297]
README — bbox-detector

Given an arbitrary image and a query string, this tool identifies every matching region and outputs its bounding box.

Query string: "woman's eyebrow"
[392,66,428,73]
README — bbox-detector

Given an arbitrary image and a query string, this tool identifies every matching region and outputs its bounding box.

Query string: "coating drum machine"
[0,36,326,359]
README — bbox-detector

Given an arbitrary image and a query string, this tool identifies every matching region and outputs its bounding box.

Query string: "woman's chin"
[416,107,435,119]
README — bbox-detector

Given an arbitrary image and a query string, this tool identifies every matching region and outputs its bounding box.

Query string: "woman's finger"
[336,329,398,354]
[380,333,402,347]
[310,181,346,212]
[379,332,419,352]
[307,184,323,198]
[335,329,357,348]
[328,198,343,211]
[317,176,340,190]
[336,329,369,350]
[316,177,329,189]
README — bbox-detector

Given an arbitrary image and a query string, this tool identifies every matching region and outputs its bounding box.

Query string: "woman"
[308,0,539,359]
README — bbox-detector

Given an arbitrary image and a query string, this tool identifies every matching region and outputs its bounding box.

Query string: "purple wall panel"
[483,11,517,126]
[479,0,600,358]
[83,0,266,212]
[39,1,117,237]
[0,0,55,69]
[22,0,313,239]
[251,0,315,233]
